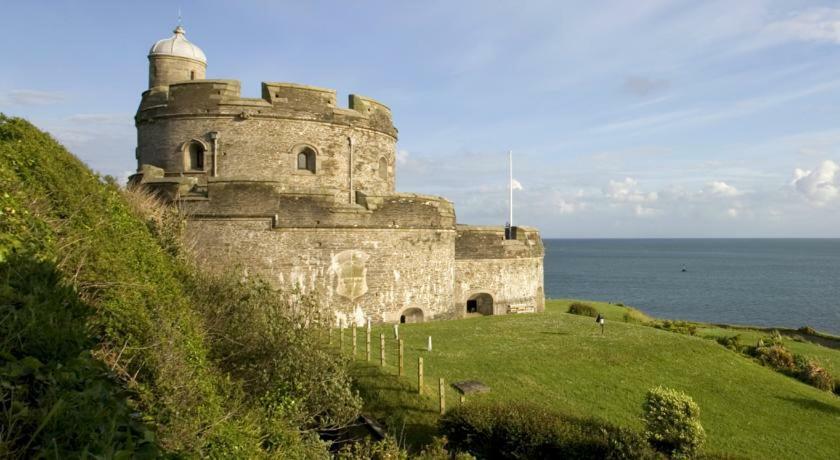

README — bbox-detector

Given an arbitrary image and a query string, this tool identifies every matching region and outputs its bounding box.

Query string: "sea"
[543,239,840,335]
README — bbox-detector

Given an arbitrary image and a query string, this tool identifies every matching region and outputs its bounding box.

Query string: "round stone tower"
[148,25,206,88]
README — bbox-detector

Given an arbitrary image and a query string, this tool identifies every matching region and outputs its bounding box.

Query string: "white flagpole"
[508,150,513,228]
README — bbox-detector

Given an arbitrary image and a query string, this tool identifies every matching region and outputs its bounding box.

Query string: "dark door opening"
[400,315,406,323]
[467,293,494,316]
[467,299,478,313]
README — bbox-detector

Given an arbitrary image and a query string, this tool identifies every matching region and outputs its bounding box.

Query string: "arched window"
[296,147,316,173]
[186,141,205,171]
[378,157,388,180]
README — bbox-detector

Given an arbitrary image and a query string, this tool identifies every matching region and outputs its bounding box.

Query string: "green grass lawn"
[348,300,840,459]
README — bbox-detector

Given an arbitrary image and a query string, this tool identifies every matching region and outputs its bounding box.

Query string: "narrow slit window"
[378,157,388,180]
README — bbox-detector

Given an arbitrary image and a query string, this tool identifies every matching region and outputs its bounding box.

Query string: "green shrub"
[796,359,835,392]
[642,386,706,459]
[798,326,817,335]
[568,302,599,318]
[439,401,659,459]
[0,254,159,458]
[715,335,741,351]
[335,436,407,460]
[414,437,476,460]
[186,271,361,432]
[754,345,796,371]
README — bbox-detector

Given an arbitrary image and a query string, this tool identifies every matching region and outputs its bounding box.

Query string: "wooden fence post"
[366,326,371,362]
[328,327,332,345]
[340,322,344,352]
[427,335,432,352]
[398,339,404,377]
[352,326,357,358]
[418,357,424,394]
[380,333,385,367]
[439,378,445,415]
[394,324,399,340]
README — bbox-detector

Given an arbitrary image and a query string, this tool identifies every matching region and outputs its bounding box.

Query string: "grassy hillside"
[351,300,840,459]
[0,115,355,457]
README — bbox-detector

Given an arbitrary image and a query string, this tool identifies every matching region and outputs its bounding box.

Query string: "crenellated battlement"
[172,180,457,230]
[136,79,396,137]
[455,225,544,260]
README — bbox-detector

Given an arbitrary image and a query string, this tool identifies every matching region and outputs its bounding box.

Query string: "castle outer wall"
[133,31,545,325]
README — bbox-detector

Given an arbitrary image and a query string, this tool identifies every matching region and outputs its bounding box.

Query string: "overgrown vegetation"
[642,387,705,459]
[745,339,837,394]
[439,401,660,459]
[567,302,600,317]
[0,115,359,457]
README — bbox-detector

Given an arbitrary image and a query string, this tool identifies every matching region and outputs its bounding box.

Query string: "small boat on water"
[681,265,688,272]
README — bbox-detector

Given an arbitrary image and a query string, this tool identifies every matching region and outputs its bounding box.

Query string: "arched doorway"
[466,293,494,316]
[400,307,424,324]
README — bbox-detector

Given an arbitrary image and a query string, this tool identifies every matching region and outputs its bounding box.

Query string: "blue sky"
[2,1,840,237]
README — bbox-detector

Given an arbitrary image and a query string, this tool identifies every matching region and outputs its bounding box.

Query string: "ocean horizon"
[543,238,840,335]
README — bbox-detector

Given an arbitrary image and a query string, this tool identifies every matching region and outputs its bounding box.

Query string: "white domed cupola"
[147,25,207,88]
[150,25,206,63]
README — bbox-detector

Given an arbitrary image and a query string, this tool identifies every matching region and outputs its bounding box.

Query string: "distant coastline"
[543,238,840,335]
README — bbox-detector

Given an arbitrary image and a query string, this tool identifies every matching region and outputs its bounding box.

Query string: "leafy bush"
[642,386,706,459]
[796,359,835,392]
[0,254,159,458]
[568,302,599,318]
[715,335,741,351]
[754,345,796,371]
[335,436,407,460]
[798,326,817,335]
[186,270,362,432]
[439,401,660,459]
[415,437,476,460]
[742,340,838,393]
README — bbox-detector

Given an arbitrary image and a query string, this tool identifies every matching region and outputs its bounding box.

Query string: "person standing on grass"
[596,313,605,335]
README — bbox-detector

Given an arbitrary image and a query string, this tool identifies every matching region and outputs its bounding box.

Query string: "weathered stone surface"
[133,28,545,324]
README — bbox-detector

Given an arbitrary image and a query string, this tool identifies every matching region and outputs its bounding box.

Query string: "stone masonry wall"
[184,218,457,325]
[135,80,396,196]
[454,257,545,315]
[148,55,206,88]
[454,225,545,315]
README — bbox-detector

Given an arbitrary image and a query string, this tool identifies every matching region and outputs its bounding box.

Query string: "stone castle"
[131,26,545,325]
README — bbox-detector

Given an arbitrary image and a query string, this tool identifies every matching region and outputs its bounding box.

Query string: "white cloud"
[396,149,410,166]
[706,181,742,197]
[605,177,658,203]
[763,8,840,45]
[634,204,660,217]
[726,208,739,218]
[792,160,840,205]
[0,89,66,106]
